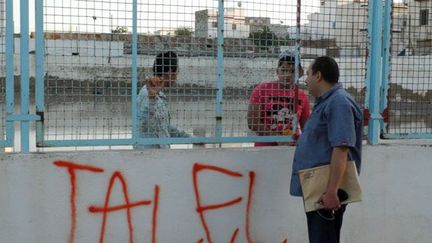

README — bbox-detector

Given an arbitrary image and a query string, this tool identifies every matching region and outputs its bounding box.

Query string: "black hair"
[278,54,303,73]
[153,51,178,76]
[311,56,339,84]
[278,54,296,67]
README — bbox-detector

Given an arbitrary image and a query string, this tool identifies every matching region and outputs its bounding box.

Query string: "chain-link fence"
[1,0,431,151]
[0,0,6,141]
[386,0,432,137]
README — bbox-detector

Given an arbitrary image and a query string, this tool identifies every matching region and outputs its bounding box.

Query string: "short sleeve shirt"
[249,82,311,146]
[290,83,363,196]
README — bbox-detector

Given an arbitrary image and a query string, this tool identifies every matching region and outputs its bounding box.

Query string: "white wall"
[0,144,432,243]
[3,52,432,92]
[12,38,123,56]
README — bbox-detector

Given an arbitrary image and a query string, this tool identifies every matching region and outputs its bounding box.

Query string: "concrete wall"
[7,54,432,92]
[12,38,123,56]
[1,144,431,243]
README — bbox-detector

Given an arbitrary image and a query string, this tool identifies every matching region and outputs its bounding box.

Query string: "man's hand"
[319,191,340,210]
[147,76,162,98]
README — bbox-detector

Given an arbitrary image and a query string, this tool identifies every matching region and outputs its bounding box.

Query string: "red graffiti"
[53,161,104,243]
[230,228,240,243]
[54,161,267,242]
[246,171,256,243]
[192,163,255,243]
[88,171,158,243]
[152,185,160,243]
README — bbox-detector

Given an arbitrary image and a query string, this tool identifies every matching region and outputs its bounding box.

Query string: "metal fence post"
[35,0,45,147]
[215,0,225,141]
[380,0,392,135]
[131,0,138,145]
[5,0,14,147]
[20,0,30,152]
[367,0,384,145]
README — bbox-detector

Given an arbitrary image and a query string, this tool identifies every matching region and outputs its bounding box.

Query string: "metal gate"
[1,0,431,152]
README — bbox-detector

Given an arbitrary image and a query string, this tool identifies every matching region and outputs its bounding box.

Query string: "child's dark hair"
[278,53,302,70]
[278,54,295,67]
[153,51,178,76]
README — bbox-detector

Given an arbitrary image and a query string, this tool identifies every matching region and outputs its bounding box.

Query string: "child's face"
[162,71,178,87]
[277,62,296,84]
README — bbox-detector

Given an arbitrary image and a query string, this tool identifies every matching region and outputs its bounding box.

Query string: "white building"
[245,17,289,39]
[195,7,250,38]
[408,0,432,55]
[302,0,408,56]
[301,0,368,56]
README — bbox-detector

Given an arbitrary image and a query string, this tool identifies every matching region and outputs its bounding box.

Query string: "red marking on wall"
[88,171,156,243]
[152,185,160,243]
[88,200,151,213]
[53,161,266,242]
[53,161,104,243]
[282,239,288,243]
[230,228,240,243]
[246,171,256,243]
[193,163,244,243]
[193,163,257,243]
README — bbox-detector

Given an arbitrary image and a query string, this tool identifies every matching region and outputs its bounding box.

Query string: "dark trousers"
[306,205,347,243]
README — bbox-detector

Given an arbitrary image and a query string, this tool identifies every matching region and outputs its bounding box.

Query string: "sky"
[11,0,320,33]
[9,0,405,34]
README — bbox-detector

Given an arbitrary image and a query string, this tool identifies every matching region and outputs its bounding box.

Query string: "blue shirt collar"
[316,83,343,104]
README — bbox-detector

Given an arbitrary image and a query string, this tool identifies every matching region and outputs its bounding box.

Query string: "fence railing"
[0,0,431,152]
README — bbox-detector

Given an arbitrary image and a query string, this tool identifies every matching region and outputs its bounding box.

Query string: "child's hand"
[147,77,162,98]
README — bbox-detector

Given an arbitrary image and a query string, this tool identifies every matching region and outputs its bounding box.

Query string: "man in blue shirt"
[290,56,363,243]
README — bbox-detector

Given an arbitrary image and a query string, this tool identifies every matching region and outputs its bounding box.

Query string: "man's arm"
[319,146,348,209]
[137,87,159,137]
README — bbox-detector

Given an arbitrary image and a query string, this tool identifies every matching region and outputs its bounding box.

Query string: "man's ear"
[316,71,322,82]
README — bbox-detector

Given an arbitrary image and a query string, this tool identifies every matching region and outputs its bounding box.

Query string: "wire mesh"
[43,0,133,141]
[138,0,219,141]
[230,0,369,145]
[0,0,6,141]
[40,0,372,147]
[387,0,432,135]
[23,0,430,149]
[223,0,303,144]
[300,0,368,105]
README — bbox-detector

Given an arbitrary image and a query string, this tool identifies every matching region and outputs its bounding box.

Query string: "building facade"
[409,0,432,55]
[195,8,250,38]
[302,0,409,56]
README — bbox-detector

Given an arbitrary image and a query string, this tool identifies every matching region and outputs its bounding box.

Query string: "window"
[232,23,237,30]
[212,21,217,28]
[420,9,429,26]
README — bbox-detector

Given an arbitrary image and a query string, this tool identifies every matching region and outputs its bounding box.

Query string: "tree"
[174,27,193,37]
[112,26,128,33]
[249,26,279,47]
